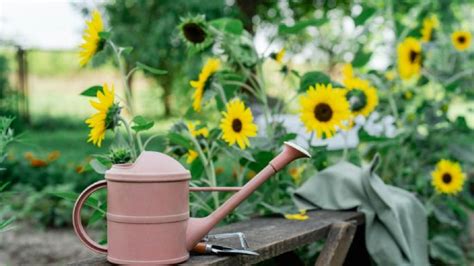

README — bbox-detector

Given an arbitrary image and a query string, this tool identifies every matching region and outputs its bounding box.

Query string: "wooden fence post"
[16,46,30,122]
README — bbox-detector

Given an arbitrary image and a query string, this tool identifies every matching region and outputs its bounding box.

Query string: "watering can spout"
[186,142,310,250]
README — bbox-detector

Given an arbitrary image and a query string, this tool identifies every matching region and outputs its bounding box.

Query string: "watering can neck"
[186,142,310,250]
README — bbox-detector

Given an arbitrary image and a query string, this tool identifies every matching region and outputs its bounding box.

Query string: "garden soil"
[0,227,97,265]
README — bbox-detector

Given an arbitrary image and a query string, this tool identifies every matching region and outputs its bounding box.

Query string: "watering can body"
[72,142,310,264]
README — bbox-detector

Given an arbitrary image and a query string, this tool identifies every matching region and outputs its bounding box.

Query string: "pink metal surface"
[189,186,242,192]
[72,142,310,264]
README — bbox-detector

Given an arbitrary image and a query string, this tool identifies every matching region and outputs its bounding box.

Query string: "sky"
[0,0,94,50]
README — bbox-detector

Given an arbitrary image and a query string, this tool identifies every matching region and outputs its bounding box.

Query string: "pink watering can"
[72,142,310,264]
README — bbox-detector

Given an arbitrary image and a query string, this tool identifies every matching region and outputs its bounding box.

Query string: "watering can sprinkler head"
[270,142,311,171]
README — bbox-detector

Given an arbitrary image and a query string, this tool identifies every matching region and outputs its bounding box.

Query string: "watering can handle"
[72,180,108,254]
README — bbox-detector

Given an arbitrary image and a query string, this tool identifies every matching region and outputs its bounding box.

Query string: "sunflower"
[186,150,199,164]
[397,37,422,80]
[187,121,209,138]
[344,78,378,117]
[220,99,258,149]
[190,58,221,112]
[342,63,354,84]
[271,48,286,64]
[79,10,105,67]
[431,159,466,195]
[85,83,120,147]
[179,15,213,51]
[451,31,472,51]
[299,83,351,138]
[421,15,439,42]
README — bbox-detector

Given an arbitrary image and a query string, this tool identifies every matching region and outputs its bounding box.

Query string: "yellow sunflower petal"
[219,99,258,149]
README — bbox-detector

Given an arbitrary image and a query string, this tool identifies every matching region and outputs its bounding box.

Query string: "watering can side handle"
[72,180,108,254]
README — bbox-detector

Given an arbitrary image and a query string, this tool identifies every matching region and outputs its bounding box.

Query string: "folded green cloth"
[293,156,429,266]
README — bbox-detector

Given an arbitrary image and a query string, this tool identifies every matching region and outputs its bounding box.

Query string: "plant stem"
[213,83,228,104]
[136,132,144,152]
[109,40,134,115]
[143,133,162,149]
[118,116,137,159]
[444,69,473,85]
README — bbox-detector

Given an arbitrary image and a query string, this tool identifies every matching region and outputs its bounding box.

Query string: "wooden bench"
[70,210,367,265]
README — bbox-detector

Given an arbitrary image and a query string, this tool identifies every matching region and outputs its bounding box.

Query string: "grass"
[10,118,176,163]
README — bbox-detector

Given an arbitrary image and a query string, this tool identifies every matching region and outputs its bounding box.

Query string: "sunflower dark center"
[314,103,333,122]
[183,23,206,44]
[458,36,466,44]
[346,89,367,111]
[409,50,420,63]
[232,119,243,133]
[442,173,452,184]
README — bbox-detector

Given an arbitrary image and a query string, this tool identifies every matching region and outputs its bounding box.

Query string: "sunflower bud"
[108,146,133,164]
[179,16,213,51]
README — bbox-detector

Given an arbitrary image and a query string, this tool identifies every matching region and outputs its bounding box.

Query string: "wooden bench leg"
[315,221,357,266]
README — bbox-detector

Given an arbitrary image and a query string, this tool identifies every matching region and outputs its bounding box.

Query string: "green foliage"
[131,116,154,132]
[80,85,103,97]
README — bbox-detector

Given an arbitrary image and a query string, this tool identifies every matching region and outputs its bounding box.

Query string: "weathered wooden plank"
[314,221,357,266]
[69,210,364,266]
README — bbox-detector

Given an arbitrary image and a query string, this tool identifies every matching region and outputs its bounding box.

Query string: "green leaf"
[168,132,192,149]
[354,6,376,26]
[359,130,395,142]
[131,116,154,132]
[352,50,371,67]
[190,159,204,178]
[0,216,15,232]
[98,31,111,40]
[87,209,106,227]
[446,80,460,92]
[299,71,341,93]
[80,85,103,97]
[136,62,167,75]
[417,75,429,86]
[279,133,297,142]
[119,46,133,55]
[210,18,244,35]
[0,181,10,192]
[49,191,100,210]
[432,204,462,228]
[90,159,109,174]
[221,143,255,162]
[245,151,274,172]
[278,18,328,35]
[429,235,465,264]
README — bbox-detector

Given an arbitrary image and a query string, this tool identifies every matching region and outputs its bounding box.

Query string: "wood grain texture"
[69,210,364,266]
[314,222,357,266]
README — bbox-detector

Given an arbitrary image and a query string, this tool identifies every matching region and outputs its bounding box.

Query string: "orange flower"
[246,170,256,179]
[47,151,61,161]
[215,167,224,175]
[30,159,48,168]
[24,152,34,160]
[75,165,85,174]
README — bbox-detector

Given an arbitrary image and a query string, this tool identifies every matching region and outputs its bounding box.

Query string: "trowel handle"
[72,180,108,254]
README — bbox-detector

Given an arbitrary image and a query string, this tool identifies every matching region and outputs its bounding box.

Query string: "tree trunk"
[160,75,173,117]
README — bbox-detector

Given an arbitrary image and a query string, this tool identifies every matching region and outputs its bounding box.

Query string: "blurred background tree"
[76,0,234,116]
